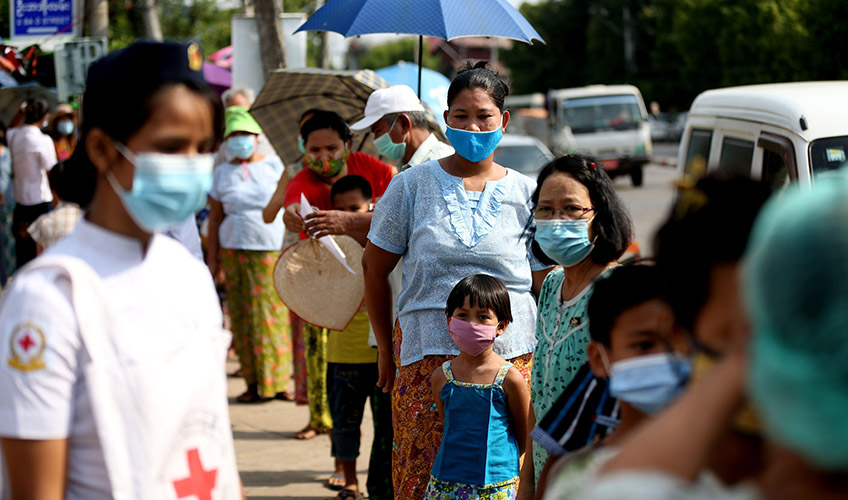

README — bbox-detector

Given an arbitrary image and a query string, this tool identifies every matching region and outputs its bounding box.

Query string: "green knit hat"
[224,106,262,138]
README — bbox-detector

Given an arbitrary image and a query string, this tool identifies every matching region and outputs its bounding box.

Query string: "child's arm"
[430,366,447,422]
[503,366,530,457]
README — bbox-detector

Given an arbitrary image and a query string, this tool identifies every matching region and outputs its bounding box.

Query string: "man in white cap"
[351,85,453,172]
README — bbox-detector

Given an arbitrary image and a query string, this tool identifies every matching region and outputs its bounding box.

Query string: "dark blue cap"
[85,40,205,91]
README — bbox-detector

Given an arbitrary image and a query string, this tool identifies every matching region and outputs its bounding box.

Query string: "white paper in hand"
[299,193,356,274]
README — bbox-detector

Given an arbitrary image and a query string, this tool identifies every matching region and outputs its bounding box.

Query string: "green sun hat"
[224,106,263,138]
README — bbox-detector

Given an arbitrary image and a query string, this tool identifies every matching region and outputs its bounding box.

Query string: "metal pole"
[418,35,423,98]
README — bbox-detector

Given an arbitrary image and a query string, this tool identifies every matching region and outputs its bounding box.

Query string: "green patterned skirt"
[223,249,291,398]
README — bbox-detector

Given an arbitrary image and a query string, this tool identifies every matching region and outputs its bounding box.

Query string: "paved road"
[612,162,680,255]
[231,145,682,499]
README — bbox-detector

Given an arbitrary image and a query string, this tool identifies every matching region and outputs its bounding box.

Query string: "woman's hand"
[377,346,396,394]
[304,210,353,238]
[283,203,305,234]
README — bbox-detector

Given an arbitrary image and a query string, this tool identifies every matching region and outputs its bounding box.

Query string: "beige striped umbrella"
[250,67,446,166]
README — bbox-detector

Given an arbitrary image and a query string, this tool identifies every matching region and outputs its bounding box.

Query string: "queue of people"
[1,39,848,500]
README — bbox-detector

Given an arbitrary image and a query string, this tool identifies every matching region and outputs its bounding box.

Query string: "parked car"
[678,82,848,190]
[494,134,554,180]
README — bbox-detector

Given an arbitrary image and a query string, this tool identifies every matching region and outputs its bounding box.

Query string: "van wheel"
[630,165,644,186]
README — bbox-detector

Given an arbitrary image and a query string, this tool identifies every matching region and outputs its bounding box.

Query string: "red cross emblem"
[172,448,217,500]
[18,333,36,353]
[7,322,46,372]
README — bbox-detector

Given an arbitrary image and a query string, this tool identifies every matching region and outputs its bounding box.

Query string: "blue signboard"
[11,0,76,39]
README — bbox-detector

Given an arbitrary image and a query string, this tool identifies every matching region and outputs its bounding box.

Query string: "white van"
[548,84,652,186]
[678,82,848,190]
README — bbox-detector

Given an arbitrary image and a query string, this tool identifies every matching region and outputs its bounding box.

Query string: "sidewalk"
[227,359,375,499]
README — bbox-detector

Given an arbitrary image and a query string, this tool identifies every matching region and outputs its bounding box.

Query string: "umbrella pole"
[418,35,423,99]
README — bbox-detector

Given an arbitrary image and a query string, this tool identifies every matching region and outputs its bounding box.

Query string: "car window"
[761,148,789,190]
[684,128,712,173]
[718,137,754,176]
[494,144,552,177]
[809,136,848,174]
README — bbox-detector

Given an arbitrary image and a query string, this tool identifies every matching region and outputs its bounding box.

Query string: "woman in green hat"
[207,106,292,403]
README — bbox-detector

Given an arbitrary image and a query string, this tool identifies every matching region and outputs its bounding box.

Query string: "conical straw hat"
[274,235,365,331]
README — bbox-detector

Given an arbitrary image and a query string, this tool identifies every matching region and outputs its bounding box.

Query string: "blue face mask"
[227,134,255,160]
[297,135,306,154]
[108,142,213,233]
[373,118,406,160]
[534,218,595,267]
[57,119,74,136]
[445,114,504,162]
[608,352,692,415]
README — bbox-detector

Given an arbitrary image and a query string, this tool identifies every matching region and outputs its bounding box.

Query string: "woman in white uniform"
[0,41,241,499]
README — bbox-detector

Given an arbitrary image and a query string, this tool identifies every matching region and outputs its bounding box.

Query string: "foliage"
[502,0,843,110]
[109,0,239,54]
[356,38,440,72]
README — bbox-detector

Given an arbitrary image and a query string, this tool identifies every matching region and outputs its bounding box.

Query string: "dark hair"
[383,111,429,130]
[653,172,771,333]
[300,110,352,143]
[330,174,372,201]
[63,80,223,208]
[23,97,49,124]
[47,161,73,202]
[531,154,634,265]
[588,265,662,346]
[447,61,510,112]
[446,274,513,323]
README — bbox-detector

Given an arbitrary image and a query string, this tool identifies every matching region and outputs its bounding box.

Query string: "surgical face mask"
[307,150,348,178]
[227,135,255,160]
[445,114,504,162]
[448,317,498,356]
[534,218,595,267]
[373,118,406,160]
[608,352,692,415]
[297,135,306,154]
[57,119,74,136]
[108,142,213,233]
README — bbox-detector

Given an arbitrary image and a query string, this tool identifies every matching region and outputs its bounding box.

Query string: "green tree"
[109,0,238,54]
[356,39,440,72]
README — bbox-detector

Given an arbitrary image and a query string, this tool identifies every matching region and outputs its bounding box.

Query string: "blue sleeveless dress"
[424,361,520,500]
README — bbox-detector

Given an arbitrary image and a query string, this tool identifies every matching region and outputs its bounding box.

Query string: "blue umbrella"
[375,61,450,130]
[295,0,544,97]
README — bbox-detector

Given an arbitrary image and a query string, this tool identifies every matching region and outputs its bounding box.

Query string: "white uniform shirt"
[0,218,231,499]
[8,125,57,206]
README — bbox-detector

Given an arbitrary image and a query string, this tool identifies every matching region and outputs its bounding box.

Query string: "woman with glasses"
[518,154,633,497]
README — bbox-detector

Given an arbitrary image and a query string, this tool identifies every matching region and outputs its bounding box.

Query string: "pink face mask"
[448,317,498,356]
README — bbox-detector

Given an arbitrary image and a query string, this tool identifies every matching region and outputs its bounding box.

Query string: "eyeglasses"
[533,205,595,220]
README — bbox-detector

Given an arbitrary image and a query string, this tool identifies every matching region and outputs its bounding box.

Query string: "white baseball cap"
[350,85,426,132]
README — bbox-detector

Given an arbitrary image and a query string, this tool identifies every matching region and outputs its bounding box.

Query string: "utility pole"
[137,0,163,41]
[254,0,287,77]
[86,0,108,38]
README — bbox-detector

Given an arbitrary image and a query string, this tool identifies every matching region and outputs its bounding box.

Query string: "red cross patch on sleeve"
[7,322,46,372]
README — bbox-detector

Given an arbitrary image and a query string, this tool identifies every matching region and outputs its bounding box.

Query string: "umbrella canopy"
[250,68,389,166]
[250,67,445,166]
[202,62,231,97]
[295,0,544,99]
[375,61,450,131]
[0,84,58,126]
[295,0,544,44]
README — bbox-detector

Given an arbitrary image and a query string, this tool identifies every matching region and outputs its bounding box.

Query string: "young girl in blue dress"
[425,274,531,500]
